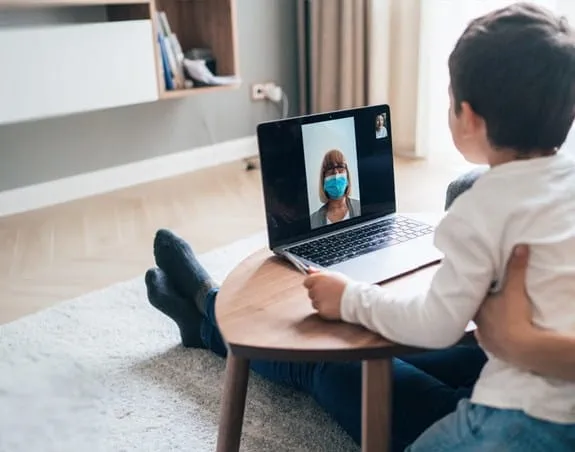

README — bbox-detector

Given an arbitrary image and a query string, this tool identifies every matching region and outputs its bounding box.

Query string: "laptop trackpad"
[329,235,442,285]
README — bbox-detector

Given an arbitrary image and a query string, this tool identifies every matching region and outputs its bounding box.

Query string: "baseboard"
[0,135,258,217]
[393,144,423,159]
[393,150,424,159]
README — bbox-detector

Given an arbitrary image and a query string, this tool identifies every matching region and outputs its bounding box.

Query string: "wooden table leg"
[362,359,392,452]
[216,355,250,452]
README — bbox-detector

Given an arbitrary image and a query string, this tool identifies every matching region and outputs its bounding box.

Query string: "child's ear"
[460,101,485,137]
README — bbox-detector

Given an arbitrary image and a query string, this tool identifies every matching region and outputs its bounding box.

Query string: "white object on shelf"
[0,20,159,125]
[182,58,240,86]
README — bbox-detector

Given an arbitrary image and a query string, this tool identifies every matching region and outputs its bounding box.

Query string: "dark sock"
[145,267,206,348]
[153,229,218,316]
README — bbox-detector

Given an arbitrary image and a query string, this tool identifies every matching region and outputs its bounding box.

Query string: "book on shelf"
[155,11,187,90]
[157,32,174,91]
[154,10,239,91]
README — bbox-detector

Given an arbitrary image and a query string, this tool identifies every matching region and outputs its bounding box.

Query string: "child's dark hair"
[449,2,575,154]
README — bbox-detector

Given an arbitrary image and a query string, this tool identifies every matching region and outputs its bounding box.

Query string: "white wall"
[562,123,575,156]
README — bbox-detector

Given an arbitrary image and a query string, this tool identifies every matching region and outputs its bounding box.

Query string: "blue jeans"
[406,399,575,451]
[200,289,487,452]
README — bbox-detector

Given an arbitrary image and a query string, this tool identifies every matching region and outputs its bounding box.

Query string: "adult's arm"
[475,245,575,381]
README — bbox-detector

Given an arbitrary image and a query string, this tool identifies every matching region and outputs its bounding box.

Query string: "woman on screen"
[310,149,361,229]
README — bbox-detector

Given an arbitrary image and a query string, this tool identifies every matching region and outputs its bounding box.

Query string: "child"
[304,3,575,450]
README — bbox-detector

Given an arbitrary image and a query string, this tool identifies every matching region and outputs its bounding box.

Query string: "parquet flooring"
[0,156,472,325]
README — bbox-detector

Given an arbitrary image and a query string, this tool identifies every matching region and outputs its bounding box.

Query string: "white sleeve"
[340,211,496,349]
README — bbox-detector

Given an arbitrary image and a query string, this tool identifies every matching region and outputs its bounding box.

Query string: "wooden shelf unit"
[0,0,147,6]
[154,0,240,99]
[0,0,240,124]
[160,83,240,100]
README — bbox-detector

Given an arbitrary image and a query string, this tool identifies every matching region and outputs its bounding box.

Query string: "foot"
[145,267,205,348]
[153,229,218,316]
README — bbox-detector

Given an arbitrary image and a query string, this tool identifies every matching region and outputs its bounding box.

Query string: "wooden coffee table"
[214,214,473,451]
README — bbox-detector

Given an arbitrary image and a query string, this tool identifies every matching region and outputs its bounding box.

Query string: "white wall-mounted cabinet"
[0,20,158,125]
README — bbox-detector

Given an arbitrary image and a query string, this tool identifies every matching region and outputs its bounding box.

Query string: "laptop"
[256,104,443,284]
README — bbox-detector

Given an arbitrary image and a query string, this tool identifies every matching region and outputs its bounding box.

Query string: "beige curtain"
[297,0,422,156]
[297,0,370,114]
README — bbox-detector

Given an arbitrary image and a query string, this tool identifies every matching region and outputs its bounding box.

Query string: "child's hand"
[303,270,349,320]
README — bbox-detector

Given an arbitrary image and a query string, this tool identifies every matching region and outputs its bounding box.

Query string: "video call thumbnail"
[375,112,388,139]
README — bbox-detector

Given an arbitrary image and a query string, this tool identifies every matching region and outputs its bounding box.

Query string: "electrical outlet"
[251,83,266,100]
[263,82,282,102]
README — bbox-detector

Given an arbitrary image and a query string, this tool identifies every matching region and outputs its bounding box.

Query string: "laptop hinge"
[276,212,400,252]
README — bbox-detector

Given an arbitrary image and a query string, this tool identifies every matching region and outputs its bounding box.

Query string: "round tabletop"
[215,245,442,361]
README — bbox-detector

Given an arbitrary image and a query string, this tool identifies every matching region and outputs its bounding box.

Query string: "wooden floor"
[0,156,470,325]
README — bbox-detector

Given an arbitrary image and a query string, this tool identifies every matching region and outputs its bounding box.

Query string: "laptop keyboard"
[286,215,434,267]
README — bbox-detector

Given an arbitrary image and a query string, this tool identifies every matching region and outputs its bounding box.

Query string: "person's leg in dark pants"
[400,345,486,390]
[304,354,480,452]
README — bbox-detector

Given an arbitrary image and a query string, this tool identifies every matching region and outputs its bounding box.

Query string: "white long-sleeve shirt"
[341,152,575,424]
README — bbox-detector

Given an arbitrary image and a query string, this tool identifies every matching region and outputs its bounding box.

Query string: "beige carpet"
[0,232,358,452]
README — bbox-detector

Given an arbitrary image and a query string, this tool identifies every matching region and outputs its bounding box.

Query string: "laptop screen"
[257,104,396,249]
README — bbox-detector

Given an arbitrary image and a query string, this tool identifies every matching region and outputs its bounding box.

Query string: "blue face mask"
[323,174,348,200]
